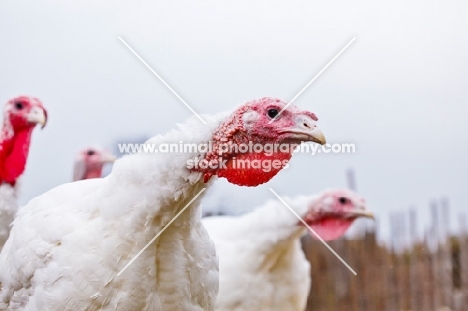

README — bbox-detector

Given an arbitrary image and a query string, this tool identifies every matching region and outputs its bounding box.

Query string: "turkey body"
[203,199,311,311]
[0,96,47,250]
[0,115,221,310]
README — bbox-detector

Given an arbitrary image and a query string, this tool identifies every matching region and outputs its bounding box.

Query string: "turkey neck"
[101,114,224,237]
[240,197,312,270]
[245,197,311,243]
[0,126,34,185]
[97,115,221,308]
[83,166,104,180]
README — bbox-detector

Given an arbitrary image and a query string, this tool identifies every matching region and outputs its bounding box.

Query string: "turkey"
[0,97,326,310]
[73,146,116,181]
[0,96,47,249]
[202,188,374,311]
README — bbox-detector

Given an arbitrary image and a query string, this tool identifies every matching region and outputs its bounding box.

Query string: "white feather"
[0,184,18,249]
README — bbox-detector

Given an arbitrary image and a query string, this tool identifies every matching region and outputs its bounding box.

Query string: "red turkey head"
[3,96,47,131]
[73,146,116,181]
[194,97,326,187]
[302,189,374,241]
[0,96,48,185]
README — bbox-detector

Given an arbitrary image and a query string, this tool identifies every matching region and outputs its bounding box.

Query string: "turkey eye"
[87,150,96,156]
[338,197,348,204]
[267,108,279,119]
[15,102,24,110]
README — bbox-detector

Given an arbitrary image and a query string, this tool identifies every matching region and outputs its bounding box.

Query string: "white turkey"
[72,145,116,181]
[0,97,325,310]
[202,188,374,311]
[0,96,47,249]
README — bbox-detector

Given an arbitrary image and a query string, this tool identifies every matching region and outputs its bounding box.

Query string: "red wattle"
[216,152,291,187]
[308,218,354,241]
[0,129,33,184]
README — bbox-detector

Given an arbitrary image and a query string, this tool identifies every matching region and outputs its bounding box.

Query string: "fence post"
[457,214,468,310]
[430,200,441,310]
[439,197,452,309]
[409,208,420,311]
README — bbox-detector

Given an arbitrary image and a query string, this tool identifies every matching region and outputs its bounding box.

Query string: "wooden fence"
[302,198,467,311]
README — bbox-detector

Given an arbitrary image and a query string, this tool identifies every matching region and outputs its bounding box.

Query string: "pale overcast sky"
[1,0,467,240]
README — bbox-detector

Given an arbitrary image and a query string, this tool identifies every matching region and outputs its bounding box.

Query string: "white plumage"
[0,184,19,248]
[0,98,326,310]
[203,189,373,311]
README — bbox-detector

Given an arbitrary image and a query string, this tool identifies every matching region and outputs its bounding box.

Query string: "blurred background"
[1,0,467,310]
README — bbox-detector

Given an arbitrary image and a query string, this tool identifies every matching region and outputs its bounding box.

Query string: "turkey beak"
[28,106,48,129]
[307,127,326,145]
[350,208,375,220]
[279,115,326,145]
[101,151,117,164]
